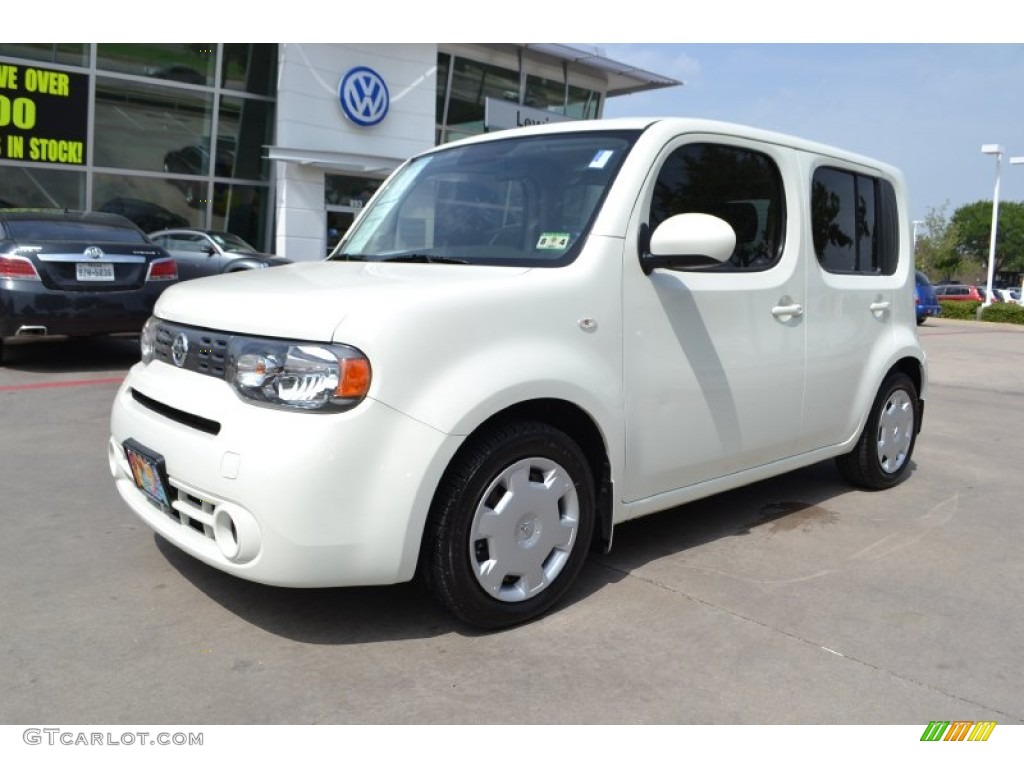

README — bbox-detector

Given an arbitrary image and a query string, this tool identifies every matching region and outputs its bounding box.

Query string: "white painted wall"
[274,44,437,260]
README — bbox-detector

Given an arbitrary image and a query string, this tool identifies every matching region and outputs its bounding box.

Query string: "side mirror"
[639,213,736,275]
[203,245,217,256]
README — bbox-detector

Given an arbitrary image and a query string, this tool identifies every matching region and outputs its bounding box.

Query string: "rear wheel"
[422,421,595,629]
[836,372,919,489]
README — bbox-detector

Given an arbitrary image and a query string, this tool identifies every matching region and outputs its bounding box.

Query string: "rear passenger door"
[799,161,903,451]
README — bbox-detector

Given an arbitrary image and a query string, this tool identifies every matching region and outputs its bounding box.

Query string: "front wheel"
[422,421,595,630]
[836,371,919,489]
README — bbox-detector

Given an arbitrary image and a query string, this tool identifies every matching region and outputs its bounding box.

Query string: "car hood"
[153,260,530,341]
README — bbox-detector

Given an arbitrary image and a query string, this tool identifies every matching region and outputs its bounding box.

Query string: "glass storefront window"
[218,96,273,181]
[567,85,600,119]
[92,173,198,232]
[445,58,520,137]
[0,165,85,209]
[211,183,269,251]
[326,210,354,255]
[221,45,276,95]
[524,74,565,111]
[93,76,214,174]
[97,44,216,87]
[0,44,88,68]
[436,52,451,127]
[325,175,380,208]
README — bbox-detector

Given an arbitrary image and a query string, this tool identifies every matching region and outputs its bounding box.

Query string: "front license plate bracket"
[123,438,172,510]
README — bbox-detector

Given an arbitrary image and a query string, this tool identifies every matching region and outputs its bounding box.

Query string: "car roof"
[149,228,225,237]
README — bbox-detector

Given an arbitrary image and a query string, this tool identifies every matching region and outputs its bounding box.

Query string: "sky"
[591,43,1024,226]
[11,3,1023,231]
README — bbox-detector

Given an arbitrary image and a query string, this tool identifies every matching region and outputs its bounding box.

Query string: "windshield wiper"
[381,254,469,264]
[327,253,369,262]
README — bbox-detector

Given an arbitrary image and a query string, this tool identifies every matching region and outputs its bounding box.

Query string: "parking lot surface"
[1,319,1022,725]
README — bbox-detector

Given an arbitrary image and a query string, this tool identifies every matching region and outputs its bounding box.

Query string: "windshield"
[331,130,640,267]
[210,232,258,254]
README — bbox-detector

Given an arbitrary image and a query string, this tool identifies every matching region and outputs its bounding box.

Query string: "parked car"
[147,229,290,281]
[992,287,1019,304]
[914,270,941,325]
[0,209,177,363]
[109,117,927,629]
[98,197,190,233]
[935,284,984,301]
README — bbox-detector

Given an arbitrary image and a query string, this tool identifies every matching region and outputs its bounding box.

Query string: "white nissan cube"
[109,118,927,629]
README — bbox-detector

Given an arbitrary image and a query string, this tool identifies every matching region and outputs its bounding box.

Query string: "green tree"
[950,200,1024,277]
[915,202,962,282]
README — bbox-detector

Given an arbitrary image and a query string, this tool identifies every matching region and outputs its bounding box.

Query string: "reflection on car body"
[162,140,235,209]
[98,197,190,233]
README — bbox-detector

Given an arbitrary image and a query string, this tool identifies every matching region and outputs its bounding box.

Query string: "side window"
[649,142,786,271]
[812,167,898,275]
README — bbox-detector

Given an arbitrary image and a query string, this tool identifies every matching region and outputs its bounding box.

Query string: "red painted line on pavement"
[0,376,125,392]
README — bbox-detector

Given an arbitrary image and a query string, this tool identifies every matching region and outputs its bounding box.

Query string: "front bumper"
[109,360,461,587]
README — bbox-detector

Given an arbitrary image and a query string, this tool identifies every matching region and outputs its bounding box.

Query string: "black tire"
[422,421,595,630]
[836,372,919,490]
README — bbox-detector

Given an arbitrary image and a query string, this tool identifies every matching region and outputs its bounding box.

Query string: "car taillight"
[146,258,178,282]
[0,254,42,280]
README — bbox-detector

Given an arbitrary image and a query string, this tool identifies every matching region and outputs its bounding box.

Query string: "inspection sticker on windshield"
[536,232,571,250]
[589,149,614,169]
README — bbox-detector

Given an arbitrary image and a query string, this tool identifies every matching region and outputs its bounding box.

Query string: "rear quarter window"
[5,219,147,243]
[812,167,899,276]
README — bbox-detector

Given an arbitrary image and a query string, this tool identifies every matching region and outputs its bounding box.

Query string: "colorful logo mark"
[920,721,996,742]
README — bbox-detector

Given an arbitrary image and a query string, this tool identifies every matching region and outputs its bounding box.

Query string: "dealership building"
[0,44,679,260]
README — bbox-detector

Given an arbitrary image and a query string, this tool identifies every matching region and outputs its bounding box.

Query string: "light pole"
[912,220,924,255]
[981,144,1004,308]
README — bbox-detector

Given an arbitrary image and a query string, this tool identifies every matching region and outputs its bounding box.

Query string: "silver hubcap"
[876,389,914,474]
[469,457,580,603]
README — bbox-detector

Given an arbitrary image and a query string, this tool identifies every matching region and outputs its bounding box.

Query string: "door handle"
[870,300,891,315]
[771,301,804,320]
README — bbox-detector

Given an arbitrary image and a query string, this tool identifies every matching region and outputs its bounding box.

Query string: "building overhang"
[265,146,402,176]
[520,44,683,97]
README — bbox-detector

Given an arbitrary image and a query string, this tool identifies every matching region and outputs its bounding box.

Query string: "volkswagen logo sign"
[339,66,389,127]
[84,246,104,260]
[171,332,189,368]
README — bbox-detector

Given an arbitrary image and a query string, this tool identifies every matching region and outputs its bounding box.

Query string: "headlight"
[226,337,371,413]
[140,317,158,364]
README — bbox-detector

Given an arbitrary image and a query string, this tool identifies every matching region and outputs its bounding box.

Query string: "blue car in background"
[915,270,942,325]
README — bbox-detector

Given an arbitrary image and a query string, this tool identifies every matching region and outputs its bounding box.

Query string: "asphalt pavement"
[1,319,1022,726]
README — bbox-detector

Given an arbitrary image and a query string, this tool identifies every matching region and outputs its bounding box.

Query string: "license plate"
[76,262,115,281]
[123,439,172,509]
